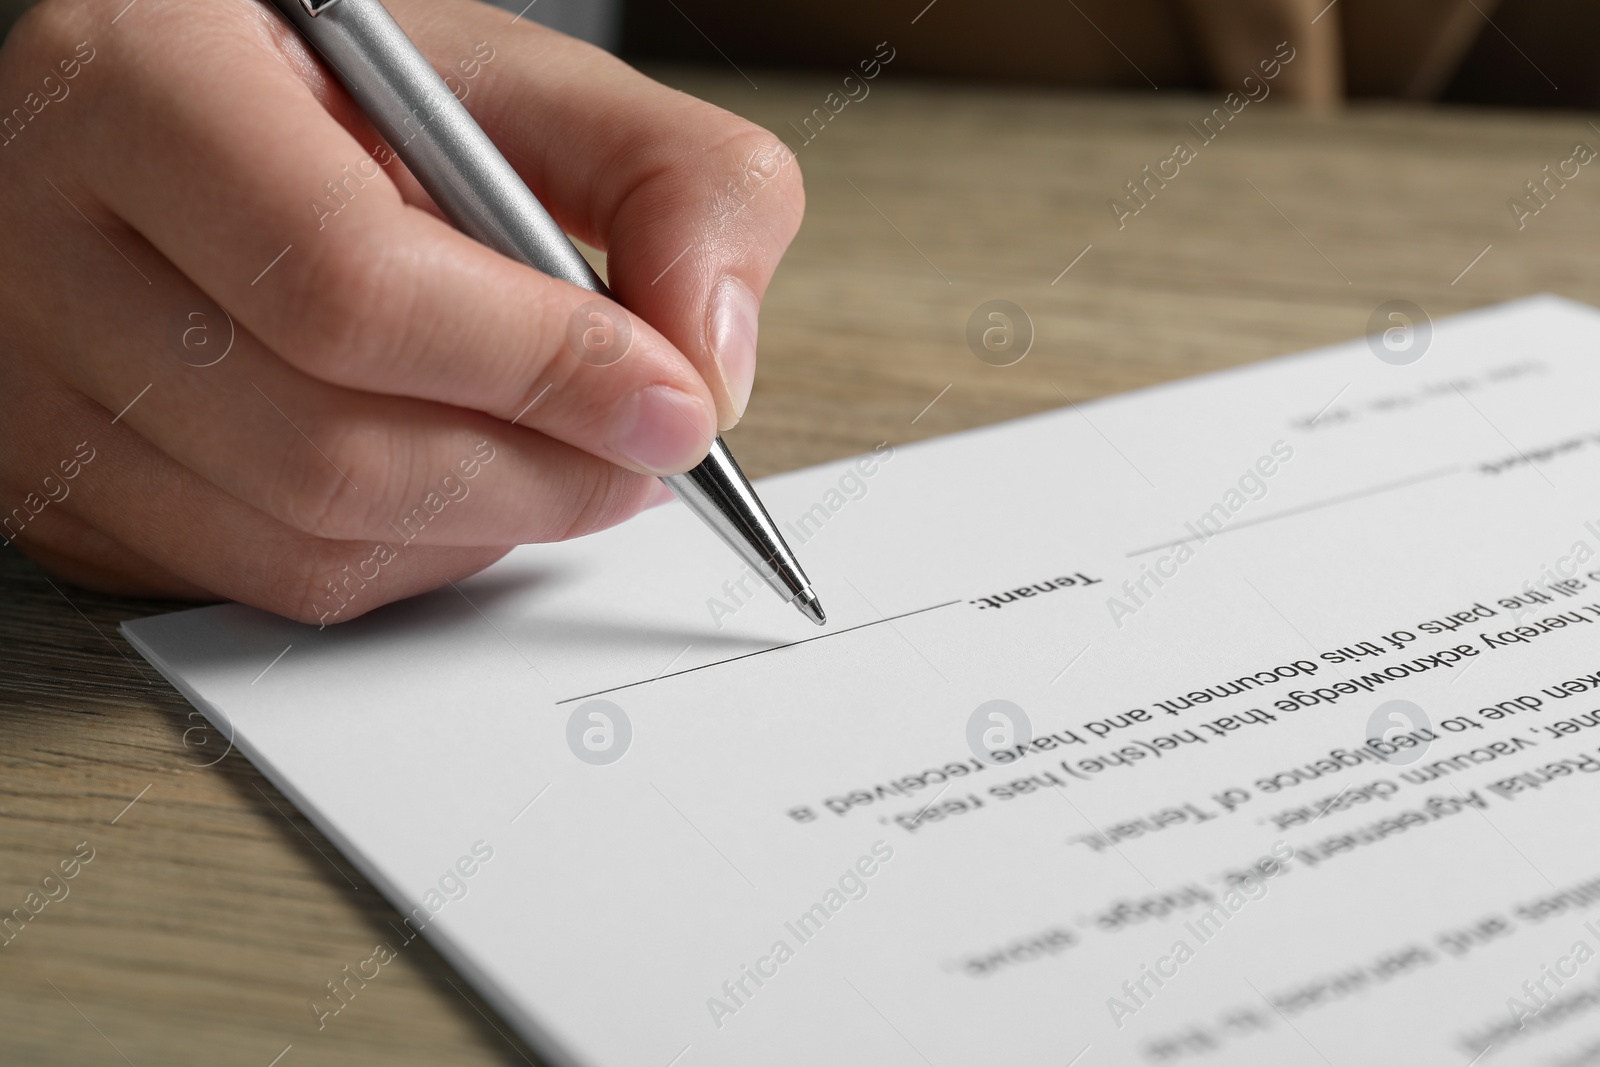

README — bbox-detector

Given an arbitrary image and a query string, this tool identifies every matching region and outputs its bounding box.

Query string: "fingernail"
[708,277,760,424]
[613,385,711,475]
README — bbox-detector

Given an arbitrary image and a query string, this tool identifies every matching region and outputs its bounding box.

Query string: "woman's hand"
[0,0,803,623]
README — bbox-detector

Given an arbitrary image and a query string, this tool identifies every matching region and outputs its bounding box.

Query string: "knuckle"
[546,464,643,543]
[509,289,584,405]
[269,413,399,540]
[616,114,805,251]
[505,355,568,425]
[281,228,416,385]
[706,123,805,232]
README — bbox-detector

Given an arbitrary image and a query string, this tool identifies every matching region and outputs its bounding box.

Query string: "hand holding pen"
[0,0,814,623]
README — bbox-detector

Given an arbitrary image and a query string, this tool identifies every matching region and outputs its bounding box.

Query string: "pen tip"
[795,590,826,626]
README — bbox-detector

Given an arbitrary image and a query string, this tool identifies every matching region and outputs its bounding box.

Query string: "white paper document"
[127,296,1600,1066]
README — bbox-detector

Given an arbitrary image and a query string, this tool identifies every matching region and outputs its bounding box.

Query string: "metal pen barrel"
[269,0,822,624]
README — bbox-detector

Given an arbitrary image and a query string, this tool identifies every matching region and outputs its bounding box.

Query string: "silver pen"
[268,0,825,626]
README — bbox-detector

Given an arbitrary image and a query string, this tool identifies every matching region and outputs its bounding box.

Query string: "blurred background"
[2,0,1595,109]
[618,0,1596,110]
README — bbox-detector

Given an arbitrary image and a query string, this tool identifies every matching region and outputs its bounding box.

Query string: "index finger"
[387,0,808,430]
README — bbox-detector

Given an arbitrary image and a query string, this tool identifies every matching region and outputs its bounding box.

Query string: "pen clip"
[298,0,342,13]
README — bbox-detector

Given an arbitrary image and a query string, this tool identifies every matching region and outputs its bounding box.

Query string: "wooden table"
[4,65,1598,1065]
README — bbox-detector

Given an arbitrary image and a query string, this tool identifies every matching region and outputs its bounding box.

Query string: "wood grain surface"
[4,63,1600,1065]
